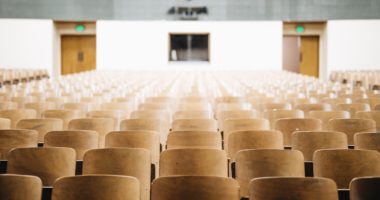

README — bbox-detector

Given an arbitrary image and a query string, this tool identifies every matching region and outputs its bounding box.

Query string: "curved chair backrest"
[167,131,222,149]
[228,130,283,160]
[44,130,99,160]
[178,102,211,111]
[152,176,239,200]
[120,118,165,134]
[160,148,227,177]
[83,148,150,200]
[328,118,376,145]
[249,177,339,200]
[173,110,213,120]
[100,102,130,119]
[263,109,304,129]
[0,109,37,128]
[52,175,140,200]
[171,119,217,132]
[223,118,270,133]
[25,102,56,117]
[16,118,63,143]
[87,110,123,130]
[120,118,167,146]
[257,103,292,112]
[292,131,348,161]
[63,103,90,115]
[0,129,38,159]
[350,177,380,200]
[354,132,380,152]
[236,149,304,197]
[105,131,160,166]
[0,174,42,200]
[336,103,370,117]
[218,110,260,130]
[69,118,114,148]
[7,147,76,186]
[355,111,380,130]
[0,118,11,129]
[42,109,81,129]
[0,102,18,110]
[309,111,350,130]
[294,103,332,117]
[313,149,380,189]
[224,118,270,150]
[130,110,170,125]
[274,118,322,146]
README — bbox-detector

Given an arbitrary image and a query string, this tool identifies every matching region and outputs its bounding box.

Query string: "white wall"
[327,20,380,73]
[97,21,282,70]
[0,19,53,74]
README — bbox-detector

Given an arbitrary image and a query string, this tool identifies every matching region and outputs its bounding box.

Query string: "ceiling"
[1,0,379,21]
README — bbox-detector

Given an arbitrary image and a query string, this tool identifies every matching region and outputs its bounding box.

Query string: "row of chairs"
[1,70,380,200]
[330,70,380,90]
[0,69,48,85]
[1,174,379,199]
[1,147,380,199]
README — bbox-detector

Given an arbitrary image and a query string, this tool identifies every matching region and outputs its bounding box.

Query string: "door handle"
[77,52,84,62]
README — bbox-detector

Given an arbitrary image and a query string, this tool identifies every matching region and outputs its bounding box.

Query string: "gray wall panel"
[0,0,379,20]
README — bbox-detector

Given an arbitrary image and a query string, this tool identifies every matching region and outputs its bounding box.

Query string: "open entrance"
[283,22,326,78]
[169,33,210,62]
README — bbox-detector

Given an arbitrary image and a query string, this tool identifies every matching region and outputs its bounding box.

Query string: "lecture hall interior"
[1,0,380,200]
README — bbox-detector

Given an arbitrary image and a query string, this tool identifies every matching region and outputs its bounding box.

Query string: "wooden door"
[61,35,96,75]
[300,36,319,78]
[283,36,301,73]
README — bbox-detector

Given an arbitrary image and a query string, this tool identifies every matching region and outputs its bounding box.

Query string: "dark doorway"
[169,33,209,62]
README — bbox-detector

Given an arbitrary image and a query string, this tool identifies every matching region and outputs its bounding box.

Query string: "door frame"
[53,21,96,77]
[283,22,327,80]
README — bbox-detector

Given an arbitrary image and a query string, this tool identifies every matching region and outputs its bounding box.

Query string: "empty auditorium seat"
[355,111,380,130]
[274,118,322,147]
[354,132,380,152]
[292,131,348,161]
[0,118,11,129]
[328,118,376,145]
[166,131,222,149]
[263,109,304,128]
[249,177,339,200]
[82,148,150,200]
[44,130,99,160]
[313,149,380,189]
[42,109,81,129]
[235,149,304,197]
[171,119,217,132]
[309,111,350,130]
[294,103,332,117]
[223,118,270,148]
[0,129,38,159]
[173,110,213,120]
[350,177,380,200]
[0,109,37,128]
[336,103,370,117]
[217,110,260,130]
[105,130,160,169]
[69,118,114,148]
[16,118,63,144]
[159,148,227,177]
[227,130,283,160]
[52,175,140,200]
[7,147,76,186]
[152,176,239,200]
[0,174,42,200]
